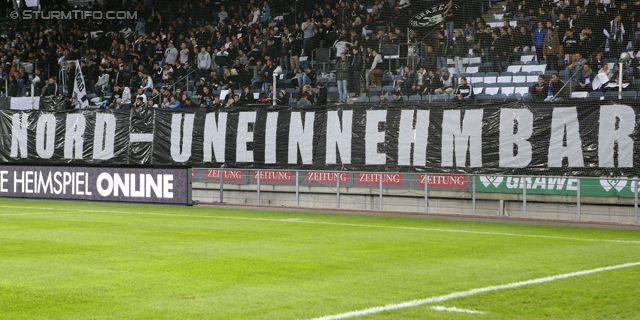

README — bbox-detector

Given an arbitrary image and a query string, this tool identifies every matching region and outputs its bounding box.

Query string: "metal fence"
[192,169,639,225]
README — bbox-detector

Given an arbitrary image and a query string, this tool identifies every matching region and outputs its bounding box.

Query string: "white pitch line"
[2,206,637,244]
[431,305,486,314]
[0,212,69,216]
[0,205,58,210]
[308,261,640,320]
[70,209,640,244]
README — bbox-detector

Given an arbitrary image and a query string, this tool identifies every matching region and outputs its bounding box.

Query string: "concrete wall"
[192,182,639,225]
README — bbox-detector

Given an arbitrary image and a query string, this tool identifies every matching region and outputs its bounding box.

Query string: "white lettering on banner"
[441,110,483,167]
[326,110,353,164]
[499,109,533,167]
[64,114,86,159]
[11,170,92,195]
[93,113,116,160]
[236,112,256,162]
[548,107,584,167]
[398,110,430,166]
[305,171,349,184]
[419,174,467,188]
[498,176,577,191]
[0,171,8,192]
[599,105,634,167]
[365,110,387,165]
[356,173,403,186]
[205,169,244,181]
[36,114,56,159]
[170,113,194,162]
[96,173,172,198]
[203,112,227,163]
[10,113,28,158]
[288,112,315,164]
[253,170,293,182]
[72,59,89,109]
[264,112,278,163]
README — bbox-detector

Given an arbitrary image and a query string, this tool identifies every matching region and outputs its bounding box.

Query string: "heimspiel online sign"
[0,166,189,204]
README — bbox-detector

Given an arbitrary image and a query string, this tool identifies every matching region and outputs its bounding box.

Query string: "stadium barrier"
[192,169,639,225]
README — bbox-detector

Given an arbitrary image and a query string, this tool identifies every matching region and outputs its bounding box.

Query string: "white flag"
[72,60,88,109]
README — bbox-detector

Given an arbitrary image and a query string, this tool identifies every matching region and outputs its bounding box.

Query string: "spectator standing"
[335,52,350,102]
[164,41,179,66]
[368,49,384,87]
[532,22,546,62]
[349,47,363,97]
[301,18,316,53]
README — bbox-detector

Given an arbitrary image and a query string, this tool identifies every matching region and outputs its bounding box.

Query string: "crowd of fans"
[1,0,639,109]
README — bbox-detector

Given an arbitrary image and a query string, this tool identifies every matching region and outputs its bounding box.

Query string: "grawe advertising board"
[476,176,640,198]
[0,166,189,204]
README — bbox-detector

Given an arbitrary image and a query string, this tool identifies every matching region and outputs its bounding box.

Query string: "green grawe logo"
[479,176,504,188]
[599,178,627,192]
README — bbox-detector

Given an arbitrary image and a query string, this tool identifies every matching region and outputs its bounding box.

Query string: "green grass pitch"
[0,198,639,319]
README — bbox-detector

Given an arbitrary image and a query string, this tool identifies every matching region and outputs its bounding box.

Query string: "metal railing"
[150,68,198,107]
[192,169,640,225]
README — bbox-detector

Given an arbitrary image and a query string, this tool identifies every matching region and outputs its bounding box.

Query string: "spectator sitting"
[316,81,328,105]
[167,95,181,108]
[530,75,549,101]
[544,73,565,102]
[297,92,312,107]
[572,63,595,91]
[434,68,455,95]
[451,77,474,102]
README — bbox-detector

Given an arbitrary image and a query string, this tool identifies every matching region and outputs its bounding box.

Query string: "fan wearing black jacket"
[451,77,474,102]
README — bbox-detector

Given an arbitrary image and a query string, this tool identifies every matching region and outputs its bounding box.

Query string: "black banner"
[0,101,639,176]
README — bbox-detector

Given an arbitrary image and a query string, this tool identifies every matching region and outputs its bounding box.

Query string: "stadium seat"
[505,93,520,101]
[587,91,604,100]
[570,92,588,98]
[493,93,507,101]
[473,85,485,95]
[522,93,533,101]
[466,66,480,73]
[469,73,485,84]
[507,65,522,73]
[432,94,450,102]
[422,94,432,101]
[511,61,525,65]
[622,91,637,99]
[409,95,421,101]
[500,86,515,95]
[368,86,382,97]
[520,55,536,63]
[484,76,497,84]
[381,85,395,92]
[525,60,539,65]
[497,76,511,83]
[500,71,514,76]
[526,75,540,82]
[484,85,500,95]
[604,91,619,99]
[481,62,493,73]
[476,93,493,101]
[328,86,338,92]
[512,75,527,83]
[356,96,369,103]
[514,86,530,96]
